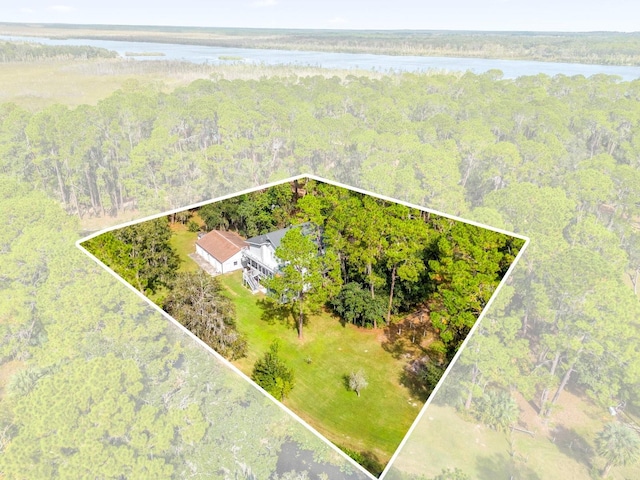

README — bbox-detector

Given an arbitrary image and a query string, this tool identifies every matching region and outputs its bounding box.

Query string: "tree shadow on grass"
[398,368,431,402]
[334,443,385,478]
[548,424,595,468]
[341,373,351,392]
[381,329,416,360]
[476,452,541,480]
[381,317,428,360]
[257,297,291,326]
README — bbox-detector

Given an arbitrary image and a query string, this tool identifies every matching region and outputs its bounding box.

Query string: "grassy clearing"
[168,222,200,273]
[393,394,640,480]
[391,404,591,479]
[218,270,422,467]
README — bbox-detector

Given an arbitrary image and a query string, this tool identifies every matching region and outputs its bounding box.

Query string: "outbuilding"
[195,230,248,274]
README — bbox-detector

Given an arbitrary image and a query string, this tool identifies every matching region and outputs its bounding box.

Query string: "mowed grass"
[169,223,200,273]
[390,404,586,479]
[218,270,422,466]
[393,402,640,480]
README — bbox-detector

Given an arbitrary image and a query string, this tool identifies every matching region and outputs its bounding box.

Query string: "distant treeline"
[1,71,639,224]
[3,24,640,65]
[0,40,117,62]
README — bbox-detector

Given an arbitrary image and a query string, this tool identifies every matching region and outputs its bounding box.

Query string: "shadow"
[548,424,594,468]
[333,442,385,478]
[528,397,543,415]
[398,355,446,402]
[359,450,384,478]
[341,373,351,392]
[257,297,291,326]
[399,368,431,402]
[381,312,431,359]
[382,336,411,360]
[476,452,541,480]
[326,305,348,328]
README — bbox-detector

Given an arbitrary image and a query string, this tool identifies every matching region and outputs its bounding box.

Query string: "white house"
[242,222,316,293]
[195,230,248,275]
[241,225,293,292]
[194,223,316,292]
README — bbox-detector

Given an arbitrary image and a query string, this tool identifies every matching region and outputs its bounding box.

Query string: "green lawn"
[391,401,640,480]
[218,271,422,467]
[169,223,200,273]
[143,224,200,306]
[389,404,588,480]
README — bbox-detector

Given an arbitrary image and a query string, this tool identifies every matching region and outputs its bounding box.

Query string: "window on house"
[234,261,238,266]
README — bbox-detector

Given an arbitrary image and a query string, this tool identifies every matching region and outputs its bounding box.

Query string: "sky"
[2,0,639,32]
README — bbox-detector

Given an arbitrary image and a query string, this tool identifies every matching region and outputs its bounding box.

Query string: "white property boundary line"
[76,173,530,480]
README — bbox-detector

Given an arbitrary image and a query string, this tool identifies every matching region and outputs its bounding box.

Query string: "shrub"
[251,340,295,400]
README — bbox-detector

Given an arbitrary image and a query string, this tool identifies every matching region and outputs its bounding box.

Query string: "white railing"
[243,270,260,292]
[242,251,279,276]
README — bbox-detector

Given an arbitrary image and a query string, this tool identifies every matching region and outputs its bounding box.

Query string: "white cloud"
[251,0,277,7]
[20,8,35,13]
[48,5,74,12]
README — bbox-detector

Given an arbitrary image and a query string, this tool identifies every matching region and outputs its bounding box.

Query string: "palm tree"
[595,421,640,477]
[477,389,519,432]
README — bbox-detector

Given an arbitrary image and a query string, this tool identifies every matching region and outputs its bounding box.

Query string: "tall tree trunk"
[53,159,67,207]
[539,351,561,415]
[367,263,375,299]
[460,156,475,188]
[387,264,397,324]
[368,262,377,330]
[465,363,479,410]
[606,204,617,230]
[70,184,81,218]
[631,268,639,295]
[550,361,576,406]
[297,298,304,340]
[338,252,348,284]
[537,345,550,365]
[84,168,99,215]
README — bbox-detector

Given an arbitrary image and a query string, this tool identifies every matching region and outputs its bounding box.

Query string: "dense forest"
[1,71,639,226]
[4,23,640,65]
[0,177,364,479]
[1,53,640,478]
[85,179,522,392]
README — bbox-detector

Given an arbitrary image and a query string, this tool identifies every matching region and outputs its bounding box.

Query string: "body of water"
[3,34,640,80]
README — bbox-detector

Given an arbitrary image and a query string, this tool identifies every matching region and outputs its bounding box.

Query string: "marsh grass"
[0,56,384,111]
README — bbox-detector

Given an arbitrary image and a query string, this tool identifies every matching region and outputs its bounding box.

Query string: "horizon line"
[1,21,638,35]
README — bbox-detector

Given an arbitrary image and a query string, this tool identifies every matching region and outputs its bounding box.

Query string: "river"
[3,34,640,80]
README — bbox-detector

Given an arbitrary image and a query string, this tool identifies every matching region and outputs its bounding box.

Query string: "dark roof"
[196,230,247,262]
[245,222,313,250]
